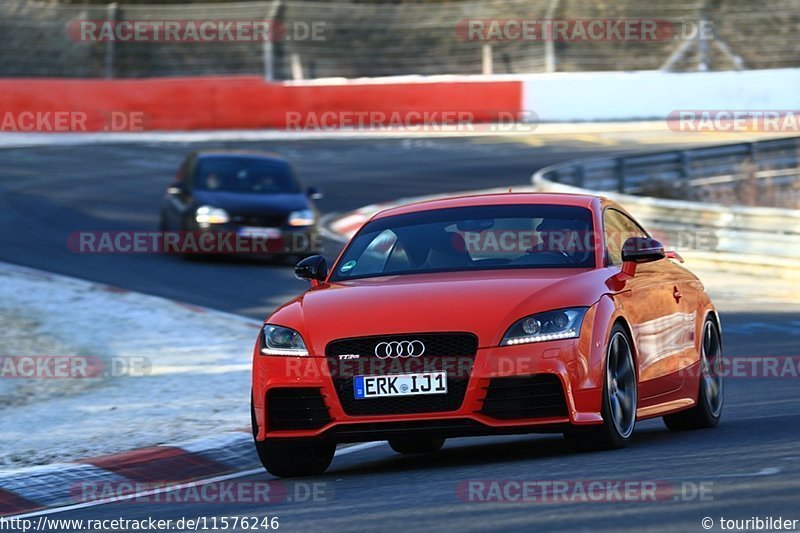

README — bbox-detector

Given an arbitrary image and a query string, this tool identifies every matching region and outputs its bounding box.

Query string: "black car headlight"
[195,205,230,225]
[288,209,315,227]
[260,325,309,356]
[501,308,588,346]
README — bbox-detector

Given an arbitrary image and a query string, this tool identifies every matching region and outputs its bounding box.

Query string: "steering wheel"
[524,248,572,260]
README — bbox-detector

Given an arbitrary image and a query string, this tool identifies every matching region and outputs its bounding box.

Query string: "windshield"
[194,157,301,194]
[330,204,596,281]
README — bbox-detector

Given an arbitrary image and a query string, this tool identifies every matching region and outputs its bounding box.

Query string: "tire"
[388,437,445,454]
[251,394,335,477]
[663,318,724,431]
[565,323,637,451]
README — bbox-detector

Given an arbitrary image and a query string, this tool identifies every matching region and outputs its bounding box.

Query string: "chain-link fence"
[1,0,799,79]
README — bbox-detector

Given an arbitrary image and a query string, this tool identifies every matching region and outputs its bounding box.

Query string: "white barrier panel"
[522,68,800,122]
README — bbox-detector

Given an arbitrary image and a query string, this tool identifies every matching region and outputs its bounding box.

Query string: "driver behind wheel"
[526,218,593,262]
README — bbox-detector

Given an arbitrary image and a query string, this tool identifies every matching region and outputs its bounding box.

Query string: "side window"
[338,229,398,277]
[603,209,647,266]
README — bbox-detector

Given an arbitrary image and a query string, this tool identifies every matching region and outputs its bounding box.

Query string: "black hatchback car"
[159,151,322,258]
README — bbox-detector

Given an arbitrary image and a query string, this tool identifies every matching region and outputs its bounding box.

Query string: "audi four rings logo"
[374,340,426,359]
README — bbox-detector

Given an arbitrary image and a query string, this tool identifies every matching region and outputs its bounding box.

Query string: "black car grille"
[231,214,287,227]
[267,388,332,430]
[329,419,485,442]
[479,374,568,420]
[326,333,478,416]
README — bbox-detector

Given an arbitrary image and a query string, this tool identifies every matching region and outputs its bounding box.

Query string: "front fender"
[577,294,629,391]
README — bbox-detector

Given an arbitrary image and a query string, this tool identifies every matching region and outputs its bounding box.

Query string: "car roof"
[371,192,606,220]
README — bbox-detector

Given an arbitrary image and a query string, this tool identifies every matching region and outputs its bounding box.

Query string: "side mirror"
[621,237,665,264]
[295,255,327,284]
[611,237,665,283]
[307,187,323,200]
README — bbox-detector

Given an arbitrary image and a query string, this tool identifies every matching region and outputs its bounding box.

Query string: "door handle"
[673,286,682,302]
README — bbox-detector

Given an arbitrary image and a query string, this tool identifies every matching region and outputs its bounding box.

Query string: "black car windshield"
[330,204,597,281]
[194,157,301,194]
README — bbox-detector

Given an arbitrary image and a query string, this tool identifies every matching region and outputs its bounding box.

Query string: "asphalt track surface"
[2,136,800,532]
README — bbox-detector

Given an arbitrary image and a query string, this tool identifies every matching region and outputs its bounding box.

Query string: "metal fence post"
[290,53,304,80]
[544,0,560,72]
[575,165,584,187]
[680,151,692,198]
[748,142,759,165]
[263,38,274,82]
[263,0,282,82]
[697,15,710,71]
[481,44,493,75]
[748,142,760,185]
[105,2,118,79]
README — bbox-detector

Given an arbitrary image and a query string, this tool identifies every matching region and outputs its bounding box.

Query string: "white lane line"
[727,398,800,409]
[5,441,385,520]
[335,442,385,456]
[658,467,781,482]
[677,467,781,480]
[731,412,800,423]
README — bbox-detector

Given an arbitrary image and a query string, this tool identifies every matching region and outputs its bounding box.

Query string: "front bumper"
[252,339,604,442]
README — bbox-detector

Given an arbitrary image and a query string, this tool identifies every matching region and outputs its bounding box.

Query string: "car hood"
[270,268,611,352]
[193,190,309,214]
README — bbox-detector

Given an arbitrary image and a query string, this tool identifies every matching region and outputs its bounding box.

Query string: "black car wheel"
[565,323,637,451]
[663,318,723,430]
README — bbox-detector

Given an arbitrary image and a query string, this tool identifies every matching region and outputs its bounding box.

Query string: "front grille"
[479,374,568,420]
[267,388,332,430]
[231,214,287,227]
[326,333,478,416]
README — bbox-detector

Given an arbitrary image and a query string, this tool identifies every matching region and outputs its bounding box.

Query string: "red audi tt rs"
[251,193,724,477]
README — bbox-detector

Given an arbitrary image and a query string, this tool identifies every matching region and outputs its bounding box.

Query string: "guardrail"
[533,136,800,259]
[540,136,800,204]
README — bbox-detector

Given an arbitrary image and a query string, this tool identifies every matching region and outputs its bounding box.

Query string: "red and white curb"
[0,435,382,518]
[0,431,254,516]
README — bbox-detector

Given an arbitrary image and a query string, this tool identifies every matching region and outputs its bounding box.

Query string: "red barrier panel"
[0,77,522,132]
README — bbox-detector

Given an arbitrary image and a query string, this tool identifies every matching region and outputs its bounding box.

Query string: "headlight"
[260,325,309,356]
[288,209,315,227]
[501,308,588,346]
[195,205,229,226]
